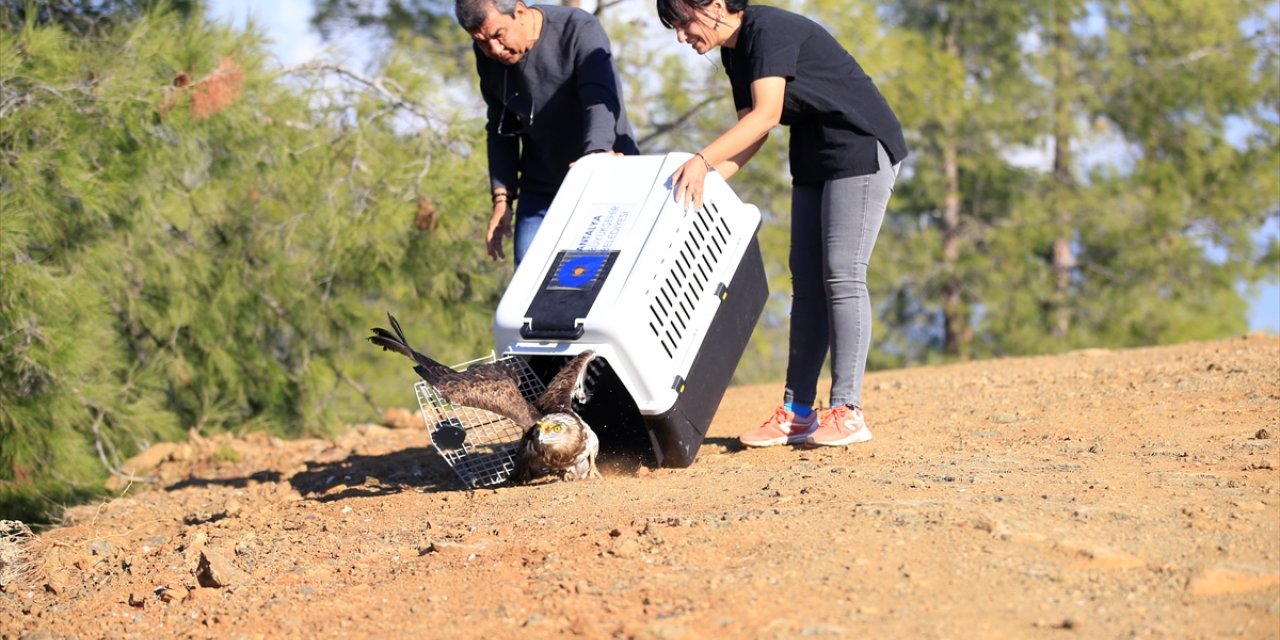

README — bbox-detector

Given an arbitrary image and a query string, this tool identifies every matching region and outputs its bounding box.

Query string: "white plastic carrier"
[492,153,768,467]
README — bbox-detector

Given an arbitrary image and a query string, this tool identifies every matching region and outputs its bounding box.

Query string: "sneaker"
[807,405,873,447]
[739,406,818,448]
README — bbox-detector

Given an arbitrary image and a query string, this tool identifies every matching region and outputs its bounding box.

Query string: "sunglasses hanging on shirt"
[498,67,535,137]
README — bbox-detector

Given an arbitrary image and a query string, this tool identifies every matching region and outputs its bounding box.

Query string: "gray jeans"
[784,142,899,409]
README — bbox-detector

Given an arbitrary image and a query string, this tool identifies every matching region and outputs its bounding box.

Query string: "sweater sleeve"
[570,16,622,154]
[476,46,520,195]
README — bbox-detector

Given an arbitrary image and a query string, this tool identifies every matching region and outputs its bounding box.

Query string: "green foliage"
[310,0,455,41]
[880,0,1276,359]
[0,7,504,521]
[0,0,199,33]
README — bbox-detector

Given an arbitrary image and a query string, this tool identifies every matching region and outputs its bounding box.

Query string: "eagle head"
[534,413,580,445]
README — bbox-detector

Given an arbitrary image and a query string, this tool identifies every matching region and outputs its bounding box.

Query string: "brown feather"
[369,314,541,429]
[535,350,595,415]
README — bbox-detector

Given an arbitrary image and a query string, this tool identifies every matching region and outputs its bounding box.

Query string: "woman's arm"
[671,76,785,210]
[714,107,767,181]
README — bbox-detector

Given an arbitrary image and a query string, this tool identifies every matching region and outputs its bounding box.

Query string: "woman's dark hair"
[656,0,747,29]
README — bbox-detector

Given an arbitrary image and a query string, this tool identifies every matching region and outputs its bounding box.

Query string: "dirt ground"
[2,334,1278,639]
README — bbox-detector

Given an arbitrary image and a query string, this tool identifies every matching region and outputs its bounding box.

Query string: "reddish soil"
[3,335,1278,639]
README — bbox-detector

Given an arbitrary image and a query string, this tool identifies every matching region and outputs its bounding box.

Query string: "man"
[456,0,640,265]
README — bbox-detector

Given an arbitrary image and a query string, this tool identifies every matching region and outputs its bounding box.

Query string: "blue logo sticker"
[553,253,609,290]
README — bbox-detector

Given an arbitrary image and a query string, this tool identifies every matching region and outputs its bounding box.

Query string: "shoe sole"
[807,427,873,447]
[740,425,818,448]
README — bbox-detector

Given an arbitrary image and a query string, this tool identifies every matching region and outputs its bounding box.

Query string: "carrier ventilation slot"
[646,202,735,360]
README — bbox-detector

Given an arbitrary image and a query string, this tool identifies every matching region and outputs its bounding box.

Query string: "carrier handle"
[520,322,585,341]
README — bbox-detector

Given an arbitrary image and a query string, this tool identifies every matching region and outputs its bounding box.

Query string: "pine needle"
[0,520,37,590]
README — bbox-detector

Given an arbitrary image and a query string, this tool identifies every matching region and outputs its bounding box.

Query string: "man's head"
[456,0,539,65]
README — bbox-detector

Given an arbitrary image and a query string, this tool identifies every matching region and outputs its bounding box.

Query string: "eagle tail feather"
[367,313,456,384]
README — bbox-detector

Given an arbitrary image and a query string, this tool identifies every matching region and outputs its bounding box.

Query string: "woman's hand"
[486,201,513,261]
[668,77,785,211]
[670,153,712,212]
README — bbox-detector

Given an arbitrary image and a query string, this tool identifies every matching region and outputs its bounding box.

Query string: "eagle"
[368,313,601,483]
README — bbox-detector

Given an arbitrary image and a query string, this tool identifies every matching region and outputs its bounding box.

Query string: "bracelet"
[491,191,510,204]
[694,152,712,171]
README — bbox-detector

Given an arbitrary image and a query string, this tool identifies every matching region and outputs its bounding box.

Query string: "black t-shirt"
[721,5,908,184]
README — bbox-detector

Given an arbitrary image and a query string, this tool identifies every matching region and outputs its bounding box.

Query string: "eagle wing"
[433,360,541,430]
[369,313,541,429]
[534,350,596,415]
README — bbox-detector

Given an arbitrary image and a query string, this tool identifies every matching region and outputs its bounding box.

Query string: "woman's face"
[672,3,724,55]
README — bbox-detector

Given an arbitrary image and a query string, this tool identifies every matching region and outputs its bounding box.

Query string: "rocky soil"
[2,334,1278,639]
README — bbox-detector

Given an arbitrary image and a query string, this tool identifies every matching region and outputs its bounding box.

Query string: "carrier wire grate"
[414,354,546,488]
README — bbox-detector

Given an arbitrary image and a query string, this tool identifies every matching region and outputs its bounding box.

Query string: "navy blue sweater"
[474,5,639,197]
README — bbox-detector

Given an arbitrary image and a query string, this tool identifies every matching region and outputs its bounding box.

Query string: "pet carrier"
[491,153,769,468]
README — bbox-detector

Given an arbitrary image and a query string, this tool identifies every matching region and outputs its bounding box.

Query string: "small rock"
[118,442,179,476]
[1033,618,1078,630]
[183,530,209,572]
[1255,429,1272,440]
[1073,547,1145,570]
[1187,567,1280,596]
[197,548,251,588]
[383,407,426,430]
[158,587,189,603]
[88,540,119,558]
[425,539,489,555]
[609,537,641,559]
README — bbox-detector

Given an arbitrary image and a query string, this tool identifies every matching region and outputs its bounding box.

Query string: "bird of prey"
[368,313,601,483]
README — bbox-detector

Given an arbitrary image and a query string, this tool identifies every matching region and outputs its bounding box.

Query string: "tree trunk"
[941,133,968,357]
[941,26,969,358]
[1049,8,1076,339]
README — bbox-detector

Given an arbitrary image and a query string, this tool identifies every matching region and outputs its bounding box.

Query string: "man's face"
[471,3,534,66]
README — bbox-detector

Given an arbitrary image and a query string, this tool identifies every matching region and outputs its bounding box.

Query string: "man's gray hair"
[456,0,520,32]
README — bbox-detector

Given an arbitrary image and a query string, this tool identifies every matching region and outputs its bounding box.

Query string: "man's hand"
[486,201,513,261]
[570,149,622,167]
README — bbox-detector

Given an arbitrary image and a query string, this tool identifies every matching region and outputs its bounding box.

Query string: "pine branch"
[281,61,437,124]
[595,0,628,17]
[638,95,725,148]
[90,412,158,485]
[1162,29,1271,70]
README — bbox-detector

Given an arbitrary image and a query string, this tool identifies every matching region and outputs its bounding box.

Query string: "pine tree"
[0,6,506,521]
[875,0,1044,362]
[1067,0,1278,345]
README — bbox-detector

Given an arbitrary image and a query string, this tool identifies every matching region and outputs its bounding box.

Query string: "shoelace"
[826,406,859,430]
[768,406,792,428]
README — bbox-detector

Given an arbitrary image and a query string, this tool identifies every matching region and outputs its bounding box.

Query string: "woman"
[657,0,908,447]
